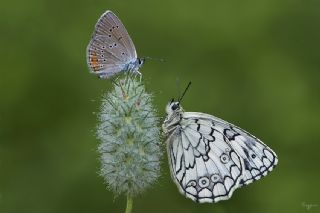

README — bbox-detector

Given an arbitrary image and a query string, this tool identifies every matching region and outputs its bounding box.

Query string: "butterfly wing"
[86,10,137,78]
[167,115,243,203]
[183,112,278,186]
[92,10,137,58]
[86,35,130,78]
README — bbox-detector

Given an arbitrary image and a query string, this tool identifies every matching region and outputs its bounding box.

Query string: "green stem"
[125,194,133,213]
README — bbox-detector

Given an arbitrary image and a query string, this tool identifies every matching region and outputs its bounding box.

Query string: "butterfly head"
[163,99,183,135]
[163,82,191,134]
[165,99,183,115]
[138,58,145,67]
[166,81,192,113]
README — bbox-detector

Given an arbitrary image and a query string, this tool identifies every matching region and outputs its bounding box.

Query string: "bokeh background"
[1,0,320,212]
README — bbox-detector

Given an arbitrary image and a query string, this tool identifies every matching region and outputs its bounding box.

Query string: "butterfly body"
[86,11,143,79]
[122,58,144,73]
[163,101,278,203]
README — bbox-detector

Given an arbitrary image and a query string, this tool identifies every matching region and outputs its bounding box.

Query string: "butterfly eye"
[171,103,180,111]
[139,58,145,65]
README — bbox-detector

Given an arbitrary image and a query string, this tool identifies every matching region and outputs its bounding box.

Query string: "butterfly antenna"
[142,56,165,62]
[178,81,191,103]
[176,77,181,101]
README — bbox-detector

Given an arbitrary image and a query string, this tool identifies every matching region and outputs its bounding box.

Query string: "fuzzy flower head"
[97,75,161,196]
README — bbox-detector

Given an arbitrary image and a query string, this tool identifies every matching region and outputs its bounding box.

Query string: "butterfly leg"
[134,70,142,82]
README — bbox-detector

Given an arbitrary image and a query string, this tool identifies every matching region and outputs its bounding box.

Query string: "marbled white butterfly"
[162,83,278,203]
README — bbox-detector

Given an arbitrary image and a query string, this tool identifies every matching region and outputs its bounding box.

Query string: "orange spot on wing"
[90,52,99,71]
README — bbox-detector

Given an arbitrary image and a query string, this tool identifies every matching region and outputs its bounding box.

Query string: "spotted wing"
[86,10,137,78]
[86,35,130,78]
[92,10,137,58]
[167,115,243,203]
[184,112,278,187]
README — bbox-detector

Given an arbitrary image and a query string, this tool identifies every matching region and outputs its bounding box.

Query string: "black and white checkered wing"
[167,116,243,203]
[184,112,278,187]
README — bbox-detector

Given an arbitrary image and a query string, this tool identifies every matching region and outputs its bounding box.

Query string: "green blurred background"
[1,0,320,212]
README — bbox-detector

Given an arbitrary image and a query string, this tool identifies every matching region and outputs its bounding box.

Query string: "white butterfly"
[162,88,278,203]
